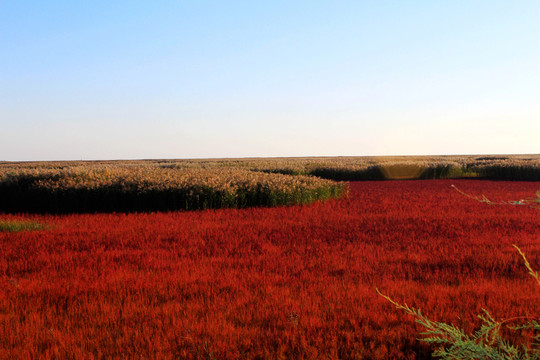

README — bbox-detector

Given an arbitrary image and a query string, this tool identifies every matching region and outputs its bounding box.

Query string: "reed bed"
[0,166,345,213]
[236,154,540,180]
[1,154,538,213]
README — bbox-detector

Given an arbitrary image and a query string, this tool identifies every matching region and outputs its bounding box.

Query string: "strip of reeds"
[239,155,540,180]
[0,166,345,213]
[143,154,540,180]
[1,154,538,213]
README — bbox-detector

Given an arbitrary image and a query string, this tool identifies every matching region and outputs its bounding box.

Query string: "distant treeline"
[1,155,538,213]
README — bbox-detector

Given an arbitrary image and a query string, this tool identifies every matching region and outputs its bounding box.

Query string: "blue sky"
[1,1,539,161]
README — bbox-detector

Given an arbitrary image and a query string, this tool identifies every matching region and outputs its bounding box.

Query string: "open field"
[1,180,539,359]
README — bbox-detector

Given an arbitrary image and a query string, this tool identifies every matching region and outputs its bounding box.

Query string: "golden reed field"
[1,154,539,213]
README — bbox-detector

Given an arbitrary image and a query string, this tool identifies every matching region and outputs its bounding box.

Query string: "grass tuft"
[0,220,46,232]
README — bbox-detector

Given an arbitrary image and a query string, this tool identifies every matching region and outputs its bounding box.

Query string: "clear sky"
[1,1,539,161]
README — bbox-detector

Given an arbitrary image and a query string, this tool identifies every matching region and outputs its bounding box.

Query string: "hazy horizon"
[3,153,540,164]
[2,1,539,161]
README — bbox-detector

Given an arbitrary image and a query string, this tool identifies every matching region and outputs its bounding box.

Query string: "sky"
[1,1,539,161]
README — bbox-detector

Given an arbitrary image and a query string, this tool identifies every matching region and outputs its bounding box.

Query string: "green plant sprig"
[378,246,540,359]
[514,244,540,287]
[451,185,540,209]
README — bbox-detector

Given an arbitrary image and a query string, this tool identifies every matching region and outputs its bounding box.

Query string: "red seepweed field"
[1,180,539,359]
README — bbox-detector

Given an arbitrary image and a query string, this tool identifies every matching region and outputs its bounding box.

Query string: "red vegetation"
[1,180,539,359]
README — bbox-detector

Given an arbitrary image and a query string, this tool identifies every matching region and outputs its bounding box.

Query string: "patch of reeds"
[241,155,539,181]
[1,154,538,213]
[0,166,346,213]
